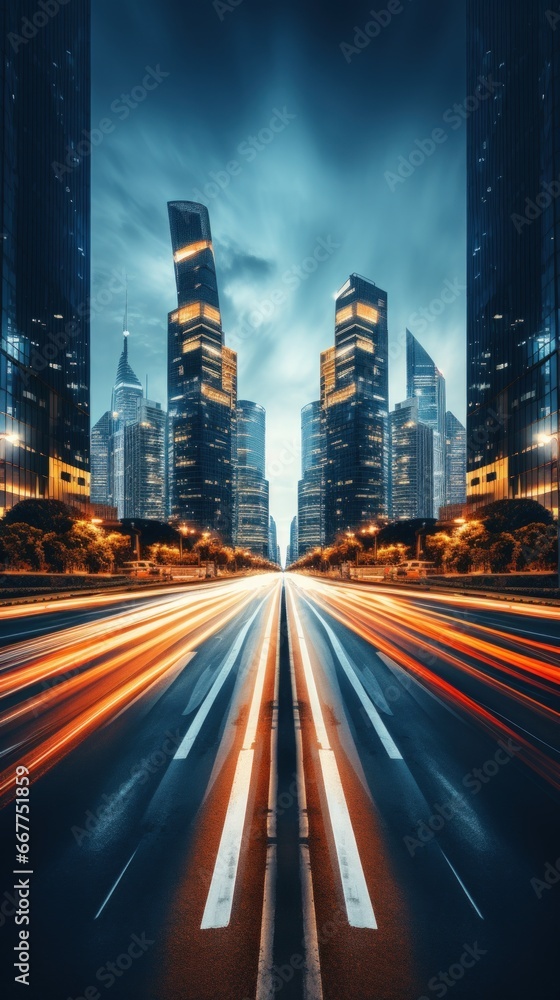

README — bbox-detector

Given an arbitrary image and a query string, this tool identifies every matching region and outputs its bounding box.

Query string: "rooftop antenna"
[123,274,129,356]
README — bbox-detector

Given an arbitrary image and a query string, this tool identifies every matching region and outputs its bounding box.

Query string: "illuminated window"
[356,303,378,324]
[173,239,212,263]
[335,305,353,326]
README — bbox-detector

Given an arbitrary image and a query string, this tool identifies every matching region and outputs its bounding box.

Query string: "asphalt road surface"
[0,573,558,1000]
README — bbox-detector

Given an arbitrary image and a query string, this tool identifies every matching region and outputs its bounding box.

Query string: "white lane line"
[94,848,139,920]
[439,848,484,920]
[255,606,281,1000]
[287,594,323,1000]
[174,597,268,760]
[201,592,278,930]
[375,651,467,725]
[302,600,402,759]
[288,587,376,930]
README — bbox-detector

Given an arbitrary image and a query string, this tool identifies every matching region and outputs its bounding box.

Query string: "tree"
[0,523,44,570]
[478,499,553,534]
[105,533,133,568]
[424,533,453,570]
[376,544,407,566]
[515,523,557,570]
[488,533,521,573]
[4,499,77,534]
[42,532,72,572]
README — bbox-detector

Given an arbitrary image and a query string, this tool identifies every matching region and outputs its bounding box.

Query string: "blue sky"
[91,0,467,553]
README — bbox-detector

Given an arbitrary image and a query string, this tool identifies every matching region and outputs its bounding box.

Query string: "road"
[0,573,559,1000]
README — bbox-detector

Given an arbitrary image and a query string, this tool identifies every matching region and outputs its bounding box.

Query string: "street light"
[537,431,560,589]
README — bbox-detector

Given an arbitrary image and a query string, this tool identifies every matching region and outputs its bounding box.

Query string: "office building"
[390,398,434,520]
[124,398,167,521]
[268,515,279,564]
[406,331,446,517]
[467,0,559,514]
[235,400,269,557]
[287,515,298,565]
[167,202,237,540]
[445,411,467,506]
[297,401,325,556]
[0,1,91,514]
[91,411,112,506]
[323,274,389,542]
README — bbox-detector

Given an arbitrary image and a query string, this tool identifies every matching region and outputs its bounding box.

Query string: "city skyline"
[90,0,467,552]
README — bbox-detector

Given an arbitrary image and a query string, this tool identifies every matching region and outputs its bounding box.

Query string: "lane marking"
[302,600,402,759]
[439,848,484,920]
[287,592,324,1000]
[287,586,377,930]
[255,604,281,1000]
[201,591,279,930]
[174,597,268,760]
[94,848,138,920]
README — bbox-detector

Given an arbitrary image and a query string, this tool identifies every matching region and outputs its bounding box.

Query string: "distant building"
[406,331,446,517]
[288,515,298,565]
[323,275,389,543]
[0,0,91,514]
[235,400,269,557]
[91,411,112,506]
[467,0,559,516]
[268,515,278,564]
[445,411,466,506]
[167,201,237,541]
[390,398,434,520]
[298,401,324,556]
[124,398,167,521]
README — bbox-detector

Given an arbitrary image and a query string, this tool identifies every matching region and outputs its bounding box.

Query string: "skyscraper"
[91,411,112,506]
[406,331,446,517]
[287,515,298,565]
[0,1,91,514]
[390,398,434,520]
[268,515,278,564]
[124,398,167,521]
[167,202,237,541]
[235,400,269,557]
[445,411,467,507]
[297,401,325,556]
[467,1,559,515]
[323,274,389,542]
[109,331,144,519]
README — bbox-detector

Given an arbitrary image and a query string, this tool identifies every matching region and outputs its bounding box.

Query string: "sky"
[91,0,467,555]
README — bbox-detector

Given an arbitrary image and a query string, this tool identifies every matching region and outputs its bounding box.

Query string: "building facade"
[0,1,91,514]
[124,398,167,521]
[167,202,237,541]
[287,515,298,565]
[268,515,279,564]
[406,331,446,517]
[323,275,389,542]
[445,411,467,506]
[390,398,434,520]
[234,400,269,557]
[297,400,325,556]
[91,410,112,506]
[467,0,559,515]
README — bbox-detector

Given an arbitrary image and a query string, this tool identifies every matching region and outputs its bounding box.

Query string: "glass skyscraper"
[91,410,112,507]
[234,400,269,557]
[390,398,434,521]
[406,331,446,518]
[467,0,559,514]
[297,400,325,556]
[323,274,389,542]
[167,202,237,541]
[445,411,467,507]
[124,398,167,521]
[0,0,91,514]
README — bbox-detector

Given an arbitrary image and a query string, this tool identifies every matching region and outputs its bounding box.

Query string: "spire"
[123,275,129,357]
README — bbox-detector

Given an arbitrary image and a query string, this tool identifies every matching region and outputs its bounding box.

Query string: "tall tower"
[0,1,91,514]
[323,274,389,543]
[297,401,325,556]
[467,0,559,515]
[406,331,446,517]
[390,398,434,520]
[235,400,269,557]
[167,202,237,541]
[445,411,467,507]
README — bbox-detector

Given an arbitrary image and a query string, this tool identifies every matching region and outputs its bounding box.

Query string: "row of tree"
[0,501,279,575]
[289,500,557,575]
